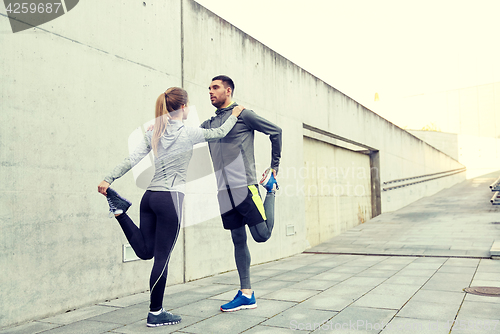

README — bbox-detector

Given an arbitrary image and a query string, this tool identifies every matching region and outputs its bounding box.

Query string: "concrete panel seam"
[0,13,173,76]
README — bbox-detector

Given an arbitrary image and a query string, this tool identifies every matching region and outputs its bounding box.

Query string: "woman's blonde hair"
[151,87,188,156]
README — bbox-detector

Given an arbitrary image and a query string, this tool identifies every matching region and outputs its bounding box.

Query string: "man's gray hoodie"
[200,102,282,191]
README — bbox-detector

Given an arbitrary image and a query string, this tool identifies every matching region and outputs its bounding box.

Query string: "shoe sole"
[146,320,181,327]
[220,303,257,312]
[107,189,132,214]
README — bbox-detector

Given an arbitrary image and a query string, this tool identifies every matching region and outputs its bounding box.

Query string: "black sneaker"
[106,188,132,217]
[146,309,182,327]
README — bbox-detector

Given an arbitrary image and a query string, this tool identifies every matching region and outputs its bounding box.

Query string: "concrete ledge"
[489,240,500,258]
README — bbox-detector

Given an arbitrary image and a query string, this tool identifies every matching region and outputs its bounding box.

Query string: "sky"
[194,0,500,121]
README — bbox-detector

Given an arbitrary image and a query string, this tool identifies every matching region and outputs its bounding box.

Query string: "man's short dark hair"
[212,75,234,97]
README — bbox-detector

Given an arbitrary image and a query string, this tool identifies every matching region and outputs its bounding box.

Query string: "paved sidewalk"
[2,172,500,334]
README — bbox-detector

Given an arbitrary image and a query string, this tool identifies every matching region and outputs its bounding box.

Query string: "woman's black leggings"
[115,190,184,312]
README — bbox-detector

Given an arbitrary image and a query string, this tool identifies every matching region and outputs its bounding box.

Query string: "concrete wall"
[0,0,184,328]
[409,131,500,179]
[303,137,372,247]
[408,130,459,161]
[0,0,465,328]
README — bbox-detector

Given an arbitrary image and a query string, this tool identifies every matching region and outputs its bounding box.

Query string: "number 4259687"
[5,3,62,14]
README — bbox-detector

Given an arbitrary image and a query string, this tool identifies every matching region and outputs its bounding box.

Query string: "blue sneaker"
[220,290,257,312]
[146,309,181,327]
[106,188,132,217]
[259,168,278,193]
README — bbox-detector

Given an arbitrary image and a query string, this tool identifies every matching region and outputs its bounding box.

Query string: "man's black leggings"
[115,190,183,312]
[231,192,275,290]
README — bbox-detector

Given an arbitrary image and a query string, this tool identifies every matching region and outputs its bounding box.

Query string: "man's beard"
[212,98,224,108]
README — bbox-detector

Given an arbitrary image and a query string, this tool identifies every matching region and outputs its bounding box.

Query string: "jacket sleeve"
[103,133,152,184]
[189,115,238,145]
[241,110,282,173]
[200,118,210,129]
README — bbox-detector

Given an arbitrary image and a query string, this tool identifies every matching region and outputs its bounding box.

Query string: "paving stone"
[261,304,336,329]
[351,292,410,310]
[164,282,204,294]
[266,263,309,271]
[0,321,60,334]
[309,272,354,281]
[372,264,409,271]
[378,257,415,265]
[464,293,500,304]
[324,306,397,334]
[404,262,444,270]
[436,266,476,274]
[292,266,330,274]
[397,300,460,321]
[299,294,355,312]
[238,299,296,318]
[170,299,224,318]
[251,279,295,291]
[411,257,447,264]
[310,260,349,269]
[186,284,235,296]
[330,266,370,274]
[369,284,421,298]
[471,272,499,281]
[339,276,387,287]
[354,269,399,278]
[430,272,474,283]
[271,272,317,282]
[249,268,287,277]
[383,275,430,286]
[450,319,500,334]
[443,258,480,267]
[469,279,500,288]
[455,300,500,321]
[422,279,470,292]
[180,312,267,334]
[396,268,436,277]
[342,257,388,266]
[476,265,500,273]
[381,317,452,334]
[322,283,374,298]
[261,288,320,303]
[39,305,118,325]
[410,290,465,304]
[161,291,212,309]
[86,303,148,325]
[35,320,121,334]
[243,324,312,333]
[100,292,150,308]
[288,279,339,291]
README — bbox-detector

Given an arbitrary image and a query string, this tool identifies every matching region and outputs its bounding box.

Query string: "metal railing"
[490,176,500,205]
[490,177,500,191]
[382,167,466,192]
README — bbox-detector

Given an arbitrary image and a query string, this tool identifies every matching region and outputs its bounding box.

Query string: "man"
[201,75,282,312]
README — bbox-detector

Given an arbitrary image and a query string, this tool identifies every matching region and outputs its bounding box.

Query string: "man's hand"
[98,180,110,196]
[273,169,277,178]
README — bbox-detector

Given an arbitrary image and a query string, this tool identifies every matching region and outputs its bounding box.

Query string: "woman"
[97,87,243,327]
